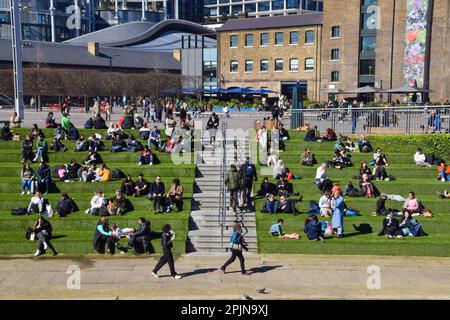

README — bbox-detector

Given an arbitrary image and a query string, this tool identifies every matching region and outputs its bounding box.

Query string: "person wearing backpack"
[240,157,257,210]
[225,164,241,214]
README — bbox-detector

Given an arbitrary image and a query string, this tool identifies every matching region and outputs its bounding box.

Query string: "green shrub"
[230,98,241,107]
[366,134,450,159]
[208,98,220,106]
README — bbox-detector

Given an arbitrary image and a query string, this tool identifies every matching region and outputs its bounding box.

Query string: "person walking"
[206,113,219,144]
[225,164,241,214]
[151,224,182,279]
[240,157,257,209]
[220,224,252,275]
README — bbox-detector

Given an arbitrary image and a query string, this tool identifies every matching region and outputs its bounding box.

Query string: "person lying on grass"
[269,219,300,239]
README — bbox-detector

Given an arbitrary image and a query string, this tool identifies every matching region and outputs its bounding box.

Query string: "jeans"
[38,179,49,194]
[37,231,57,254]
[35,147,46,159]
[265,200,279,214]
[22,179,32,192]
[148,138,163,150]
[139,155,153,164]
[123,146,138,152]
[229,189,239,213]
[440,169,450,181]
[111,146,122,152]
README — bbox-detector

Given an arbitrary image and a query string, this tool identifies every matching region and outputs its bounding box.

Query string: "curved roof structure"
[65,19,216,51]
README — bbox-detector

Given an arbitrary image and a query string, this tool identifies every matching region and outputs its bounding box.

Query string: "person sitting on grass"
[30,123,44,140]
[372,163,391,181]
[84,150,103,166]
[378,211,404,239]
[315,163,333,194]
[92,217,111,254]
[300,147,317,167]
[278,196,300,215]
[0,122,13,141]
[166,178,184,212]
[372,148,389,166]
[65,159,81,182]
[45,113,57,129]
[276,175,294,197]
[323,128,337,141]
[21,163,35,195]
[54,123,67,140]
[128,217,154,255]
[33,135,48,162]
[138,145,153,166]
[86,189,106,216]
[121,175,135,196]
[357,135,373,153]
[304,214,324,241]
[304,125,319,142]
[81,164,98,182]
[27,191,45,214]
[56,164,68,182]
[95,163,111,182]
[399,210,428,237]
[134,174,149,197]
[256,177,277,197]
[329,150,353,169]
[273,159,289,179]
[50,136,66,153]
[414,148,432,167]
[107,190,129,216]
[266,148,279,167]
[124,134,143,152]
[270,219,285,237]
[37,161,51,195]
[111,134,125,153]
[344,137,356,153]
[32,216,57,257]
[437,161,450,182]
[149,176,165,213]
[88,134,106,152]
[319,192,332,218]
[148,126,164,151]
[75,136,88,152]
[21,135,34,163]
[264,193,279,214]
[165,137,174,153]
[353,161,372,180]
[139,122,151,140]
[402,191,421,215]
[56,192,76,217]
[346,174,380,198]
[106,123,124,140]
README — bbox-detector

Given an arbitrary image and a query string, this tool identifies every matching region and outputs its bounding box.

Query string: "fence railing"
[291,106,450,135]
[218,120,227,252]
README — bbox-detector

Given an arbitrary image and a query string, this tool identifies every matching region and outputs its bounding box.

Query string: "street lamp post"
[10,0,24,120]
[49,0,56,42]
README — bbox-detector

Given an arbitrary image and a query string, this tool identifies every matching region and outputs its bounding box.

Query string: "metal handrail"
[218,120,227,251]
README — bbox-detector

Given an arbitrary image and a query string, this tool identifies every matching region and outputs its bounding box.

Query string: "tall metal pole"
[10,0,24,120]
[49,0,56,42]
[174,0,178,20]
[141,0,147,21]
[163,0,167,20]
[75,0,80,37]
[114,0,119,25]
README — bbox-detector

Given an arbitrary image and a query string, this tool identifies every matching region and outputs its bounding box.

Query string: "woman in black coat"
[151,224,182,279]
[378,212,404,239]
[33,217,57,256]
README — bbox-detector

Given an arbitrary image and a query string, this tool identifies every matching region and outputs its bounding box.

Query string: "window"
[287,0,300,9]
[331,48,340,60]
[305,31,314,44]
[308,0,318,10]
[290,31,299,45]
[230,60,238,72]
[360,59,376,75]
[245,60,254,72]
[289,58,299,71]
[232,5,242,14]
[275,32,284,45]
[305,58,314,71]
[260,33,269,46]
[360,35,377,54]
[230,35,238,48]
[272,0,284,10]
[258,1,270,11]
[260,59,269,72]
[331,26,340,38]
[245,34,254,47]
[331,71,340,82]
[363,0,378,5]
[275,59,284,71]
[245,3,256,12]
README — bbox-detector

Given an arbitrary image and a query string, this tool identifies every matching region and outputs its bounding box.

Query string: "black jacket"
[161,231,173,250]
[150,182,165,195]
[258,182,276,196]
[56,198,74,217]
[304,220,322,240]
[134,221,151,237]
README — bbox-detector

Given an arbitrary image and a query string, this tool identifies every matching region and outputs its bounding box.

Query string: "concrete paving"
[1,254,450,300]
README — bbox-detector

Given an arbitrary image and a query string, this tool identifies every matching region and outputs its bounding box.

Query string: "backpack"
[84,118,93,129]
[245,164,254,178]
[307,200,320,215]
[111,168,126,179]
[68,127,80,140]
[11,208,28,216]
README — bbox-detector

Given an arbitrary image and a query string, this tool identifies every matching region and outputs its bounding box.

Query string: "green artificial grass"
[254,131,450,257]
[0,128,195,255]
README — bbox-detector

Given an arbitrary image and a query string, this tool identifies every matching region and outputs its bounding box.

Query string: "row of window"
[229,58,315,72]
[206,0,323,15]
[230,30,315,47]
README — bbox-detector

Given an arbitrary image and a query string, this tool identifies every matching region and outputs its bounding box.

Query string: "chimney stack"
[88,42,99,56]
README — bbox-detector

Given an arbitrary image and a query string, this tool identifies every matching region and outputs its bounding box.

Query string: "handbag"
[30,232,36,241]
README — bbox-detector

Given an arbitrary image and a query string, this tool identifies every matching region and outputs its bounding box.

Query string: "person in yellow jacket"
[95,163,112,182]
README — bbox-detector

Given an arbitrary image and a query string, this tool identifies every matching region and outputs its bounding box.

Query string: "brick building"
[217,13,323,100]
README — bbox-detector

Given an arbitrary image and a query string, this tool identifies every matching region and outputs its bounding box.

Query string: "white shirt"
[315,167,327,181]
[28,196,44,212]
[414,152,426,163]
[319,195,331,209]
[90,195,105,209]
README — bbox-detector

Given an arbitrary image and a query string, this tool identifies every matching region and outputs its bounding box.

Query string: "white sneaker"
[138,162,142,166]
[173,275,182,280]
[442,178,446,182]
[149,162,153,166]
[21,191,25,195]
[34,249,41,257]
[151,272,159,278]
[27,191,30,195]
[85,209,90,214]
[43,242,48,250]
[32,157,38,162]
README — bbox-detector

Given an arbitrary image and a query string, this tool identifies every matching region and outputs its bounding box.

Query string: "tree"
[24,46,47,111]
